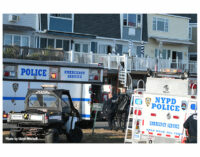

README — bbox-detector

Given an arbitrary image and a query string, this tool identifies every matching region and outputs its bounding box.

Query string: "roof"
[47,30,96,39]
[150,36,194,45]
[3,24,35,31]
[171,14,197,23]
[74,14,121,39]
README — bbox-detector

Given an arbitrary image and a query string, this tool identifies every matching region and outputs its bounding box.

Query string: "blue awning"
[47,30,96,39]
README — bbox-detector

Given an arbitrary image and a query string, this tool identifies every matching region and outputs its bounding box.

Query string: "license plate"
[30,115,43,121]
[11,114,23,120]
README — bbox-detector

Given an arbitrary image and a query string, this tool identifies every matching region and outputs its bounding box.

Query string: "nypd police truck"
[3,58,103,125]
[125,73,197,143]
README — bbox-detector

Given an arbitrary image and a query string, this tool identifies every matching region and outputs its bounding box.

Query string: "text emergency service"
[152,97,180,111]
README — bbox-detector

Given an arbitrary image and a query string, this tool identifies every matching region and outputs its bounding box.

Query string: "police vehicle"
[126,72,197,143]
[3,58,103,126]
[7,85,83,143]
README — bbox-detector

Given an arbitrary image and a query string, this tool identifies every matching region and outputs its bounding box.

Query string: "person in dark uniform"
[183,113,197,143]
[103,92,118,130]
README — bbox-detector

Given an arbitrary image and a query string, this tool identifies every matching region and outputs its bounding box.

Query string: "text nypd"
[152,97,180,111]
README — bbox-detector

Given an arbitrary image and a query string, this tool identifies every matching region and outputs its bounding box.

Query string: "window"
[122,45,128,54]
[22,36,29,47]
[63,40,70,51]
[40,38,47,48]
[29,94,58,108]
[91,42,97,53]
[83,44,88,53]
[153,17,168,32]
[56,39,62,48]
[61,94,71,113]
[99,45,107,54]
[167,50,171,59]
[189,27,192,40]
[50,14,72,19]
[47,39,54,48]
[75,43,81,52]
[14,35,20,46]
[137,14,141,24]
[3,34,30,47]
[123,14,137,27]
[155,49,171,59]
[4,34,12,45]
[115,44,123,55]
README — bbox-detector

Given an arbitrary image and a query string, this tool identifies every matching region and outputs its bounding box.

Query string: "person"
[183,113,197,143]
[103,92,118,130]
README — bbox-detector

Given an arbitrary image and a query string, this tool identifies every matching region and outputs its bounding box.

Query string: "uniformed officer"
[103,92,118,130]
[183,113,197,143]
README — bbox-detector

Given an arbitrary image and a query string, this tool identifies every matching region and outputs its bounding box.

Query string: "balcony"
[3,46,197,74]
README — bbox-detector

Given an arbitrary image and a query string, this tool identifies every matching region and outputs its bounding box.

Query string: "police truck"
[125,72,197,143]
[3,58,103,127]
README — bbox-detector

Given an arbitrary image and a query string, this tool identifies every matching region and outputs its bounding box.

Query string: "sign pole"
[92,110,98,135]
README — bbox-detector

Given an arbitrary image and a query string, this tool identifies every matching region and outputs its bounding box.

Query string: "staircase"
[118,62,132,90]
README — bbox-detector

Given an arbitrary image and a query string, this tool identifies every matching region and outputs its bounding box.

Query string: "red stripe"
[149,132,153,135]
[157,133,162,136]
[142,120,144,126]
[175,136,179,138]
[166,134,171,137]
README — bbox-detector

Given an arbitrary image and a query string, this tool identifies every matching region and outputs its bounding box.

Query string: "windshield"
[28,94,58,108]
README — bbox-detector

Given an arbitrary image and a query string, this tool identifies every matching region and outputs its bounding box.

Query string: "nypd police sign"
[140,94,190,139]
[18,65,49,80]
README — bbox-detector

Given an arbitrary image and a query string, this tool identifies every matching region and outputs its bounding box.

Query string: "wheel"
[67,127,83,143]
[45,128,59,143]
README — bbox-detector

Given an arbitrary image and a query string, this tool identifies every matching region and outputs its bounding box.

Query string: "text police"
[152,97,180,111]
[21,68,47,76]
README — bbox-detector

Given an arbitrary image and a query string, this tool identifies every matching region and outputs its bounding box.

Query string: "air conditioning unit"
[8,15,19,22]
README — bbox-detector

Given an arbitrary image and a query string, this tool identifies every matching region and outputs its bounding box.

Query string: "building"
[145,14,193,61]
[3,13,197,94]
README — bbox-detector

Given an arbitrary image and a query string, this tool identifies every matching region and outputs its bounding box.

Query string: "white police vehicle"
[128,73,197,143]
[3,58,103,126]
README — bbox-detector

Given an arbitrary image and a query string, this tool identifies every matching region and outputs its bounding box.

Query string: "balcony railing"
[3,46,197,74]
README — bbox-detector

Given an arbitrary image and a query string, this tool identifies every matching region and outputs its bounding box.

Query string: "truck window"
[29,94,58,108]
[61,94,71,113]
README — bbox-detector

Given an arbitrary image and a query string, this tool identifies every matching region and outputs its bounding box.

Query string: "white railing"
[63,50,197,74]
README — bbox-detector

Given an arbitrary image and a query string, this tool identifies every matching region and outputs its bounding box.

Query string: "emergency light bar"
[41,84,57,89]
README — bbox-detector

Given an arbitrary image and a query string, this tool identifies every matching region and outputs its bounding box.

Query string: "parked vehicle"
[3,58,103,128]
[7,85,83,143]
[126,72,197,143]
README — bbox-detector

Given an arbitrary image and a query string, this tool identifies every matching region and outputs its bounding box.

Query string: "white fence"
[64,50,197,74]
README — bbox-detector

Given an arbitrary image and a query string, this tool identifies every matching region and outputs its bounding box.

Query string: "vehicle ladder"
[124,79,145,143]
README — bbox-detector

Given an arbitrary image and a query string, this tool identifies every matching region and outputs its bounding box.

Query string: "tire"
[45,128,59,143]
[67,127,83,143]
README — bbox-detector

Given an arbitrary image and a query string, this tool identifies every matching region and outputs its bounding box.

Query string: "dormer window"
[123,14,137,27]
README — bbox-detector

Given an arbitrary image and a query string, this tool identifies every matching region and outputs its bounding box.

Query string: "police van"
[127,73,197,143]
[3,58,103,125]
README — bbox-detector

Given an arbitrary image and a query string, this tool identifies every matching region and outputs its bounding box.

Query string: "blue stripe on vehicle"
[3,97,25,100]
[3,97,91,102]
[80,114,90,118]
